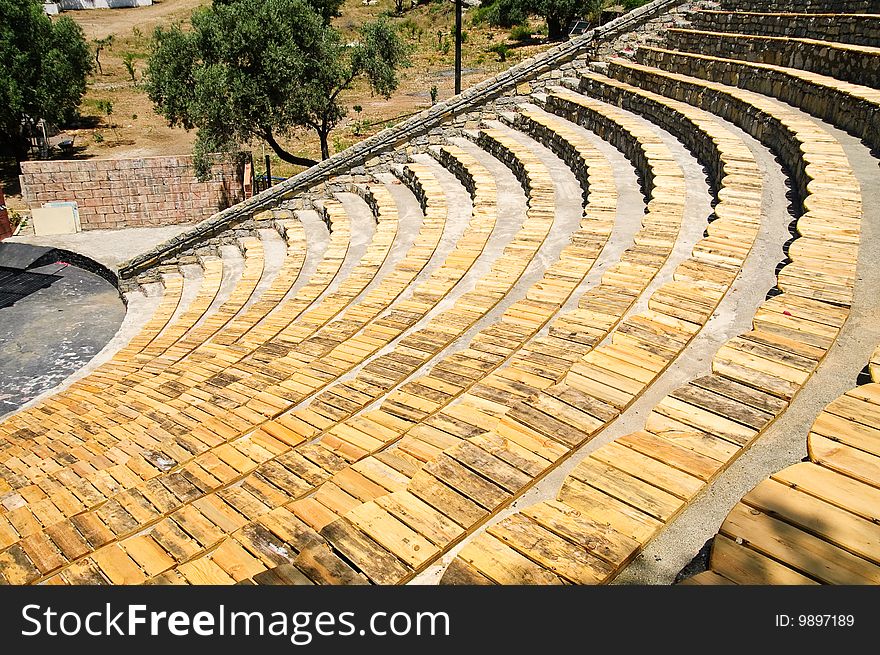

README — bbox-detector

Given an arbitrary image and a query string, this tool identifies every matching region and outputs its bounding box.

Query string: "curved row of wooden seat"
[130,118,628,584]
[605,58,860,304]
[441,58,862,584]
[198,89,765,586]
[666,27,880,88]
[0,187,410,506]
[19,127,583,584]
[681,348,880,584]
[634,46,880,153]
[0,214,311,442]
[688,10,880,48]
[210,215,308,348]
[0,150,505,583]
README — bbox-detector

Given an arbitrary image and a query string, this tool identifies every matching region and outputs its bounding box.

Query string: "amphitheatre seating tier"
[689,10,880,47]
[0,0,875,586]
[440,58,862,585]
[681,363,880,585]
[665,27,880,88]
[635,46,880,152]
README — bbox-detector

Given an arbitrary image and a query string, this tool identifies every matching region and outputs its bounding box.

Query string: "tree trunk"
[262,131,318,168]
[318,129,331,161]
[547,16,565,41]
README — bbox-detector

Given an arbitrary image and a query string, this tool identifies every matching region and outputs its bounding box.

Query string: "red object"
[0,185,12,240]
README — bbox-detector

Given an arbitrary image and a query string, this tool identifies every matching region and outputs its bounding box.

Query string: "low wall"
[20,155,244,231]
[690,10,880,47]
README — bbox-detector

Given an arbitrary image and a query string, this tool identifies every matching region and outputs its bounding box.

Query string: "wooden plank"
[809,434,880,488]
[709,534,816,585]
[720,503,880,584]
[617,430,722,481]
[178,558,238,585]
[743,478,880,564]
[345,502,439,568]
[375,492,464,547]
[773,462,880,523]
[558,477,661,543]
[319,518,411,584]
[488,513,612,584]
[121,535,175,577]
[422,454,509,510]
[456,533,564,585]
[521,499,639,565]
[408,470,487,528]
[292,543,369,585]
[591,441,704,500]
[91,545,147,585]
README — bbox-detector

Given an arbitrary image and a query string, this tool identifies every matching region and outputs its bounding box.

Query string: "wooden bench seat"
[681,365,880,585]
[437,63,862,586]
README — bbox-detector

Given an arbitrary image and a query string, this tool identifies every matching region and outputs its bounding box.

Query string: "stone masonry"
[20,155,244,231]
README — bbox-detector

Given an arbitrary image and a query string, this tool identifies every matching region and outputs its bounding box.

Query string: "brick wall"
[20,155,244,231]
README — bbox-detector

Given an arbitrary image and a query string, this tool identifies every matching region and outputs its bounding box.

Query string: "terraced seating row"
[18,127,578,585]
[178,87,762,585]
[604,58,860,303]
[208,214,308,348]
[442,58,862,584]
[689,10,880,47]
[132,119,625,584]
[0,187,410,510]
[682,345,880,584]
[665,27,880,88]
[635,46,880,152]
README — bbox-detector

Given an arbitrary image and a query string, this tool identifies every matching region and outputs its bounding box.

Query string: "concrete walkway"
[7,224,191,272]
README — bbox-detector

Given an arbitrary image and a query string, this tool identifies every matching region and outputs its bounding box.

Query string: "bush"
[509,24,532,42]
[488,42,510,62]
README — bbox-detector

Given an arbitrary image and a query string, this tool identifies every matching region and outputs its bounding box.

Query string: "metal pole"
[265,154,272,190]
[454,0,462,95]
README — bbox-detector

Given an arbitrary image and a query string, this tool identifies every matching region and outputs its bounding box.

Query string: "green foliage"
[622,0,649,9]
[93,131,104,143]
[473,0,584,39]
[469,0,527,28]
[509,24,532,42]
[95,99,113,118]
[144,0,411,174]
[429,85,438,104]
[122,52,138,82]
[93,35,114,74]
[488,42,510,61]
[0,0,93,164]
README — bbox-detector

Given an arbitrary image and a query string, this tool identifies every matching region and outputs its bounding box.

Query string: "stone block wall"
[20,155,244,231]
[717,0,880,11]
[689,11,880,47]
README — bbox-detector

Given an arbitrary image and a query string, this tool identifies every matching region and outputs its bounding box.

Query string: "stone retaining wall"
[666,28,880,88]
[719,0,880,12]
[690,10,880,47]
[636,47,880,152]
[20,155,244,232]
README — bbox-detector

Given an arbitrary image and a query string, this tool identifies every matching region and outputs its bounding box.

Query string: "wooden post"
[265,154,272,190]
